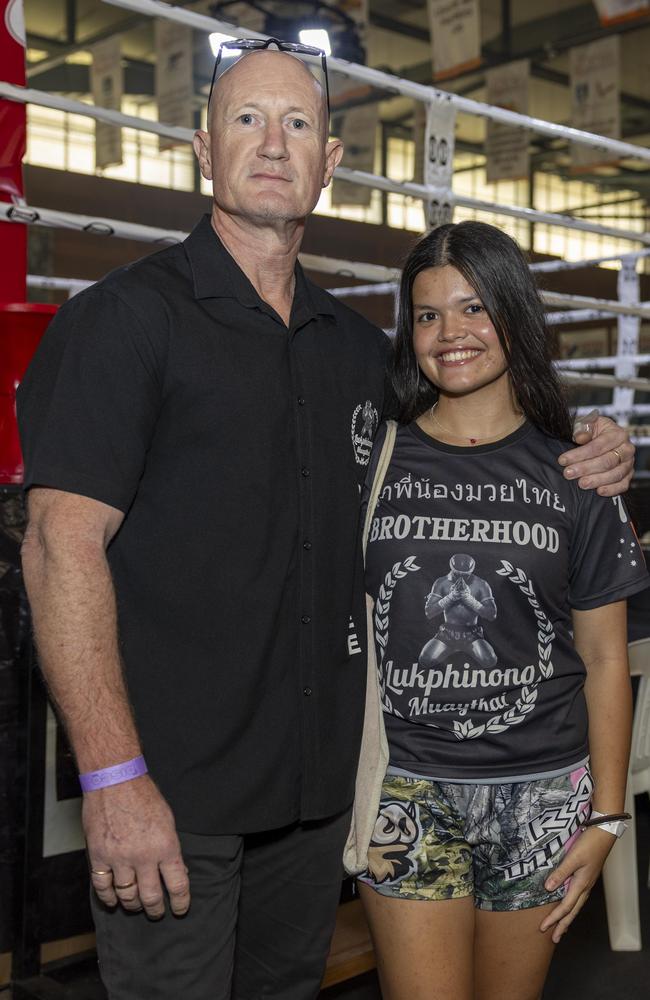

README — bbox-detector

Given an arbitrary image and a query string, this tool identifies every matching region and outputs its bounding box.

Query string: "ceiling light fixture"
[208,32,236,57]
[298,28,331,56]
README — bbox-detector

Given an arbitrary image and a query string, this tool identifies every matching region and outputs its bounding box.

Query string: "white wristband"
[585,810,628,838]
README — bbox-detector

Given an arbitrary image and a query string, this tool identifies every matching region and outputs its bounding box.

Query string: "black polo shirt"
[17,214,394,834]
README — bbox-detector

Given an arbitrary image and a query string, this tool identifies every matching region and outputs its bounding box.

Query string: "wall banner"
[155,19,194,151]
[427,0,481,82]
[569,36,620,169]
[91,36,123,170]
[485,59,530,184]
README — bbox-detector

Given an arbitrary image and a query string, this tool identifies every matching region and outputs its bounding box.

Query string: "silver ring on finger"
[114,880,137,890]
[90,868,112,877]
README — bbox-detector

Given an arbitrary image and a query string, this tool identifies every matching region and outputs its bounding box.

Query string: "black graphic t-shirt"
[364,421,648,780]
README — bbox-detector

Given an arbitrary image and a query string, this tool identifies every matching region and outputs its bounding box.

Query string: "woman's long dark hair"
[392,221,573,440]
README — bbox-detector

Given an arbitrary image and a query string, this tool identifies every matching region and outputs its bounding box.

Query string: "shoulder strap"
[362,420,397,560]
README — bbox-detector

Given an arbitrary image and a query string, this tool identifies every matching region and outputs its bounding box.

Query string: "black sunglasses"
[207,36,330,116]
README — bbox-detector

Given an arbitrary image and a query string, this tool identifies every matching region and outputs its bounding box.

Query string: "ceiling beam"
[66,0,77,46]
[25,0,201,80]
[368,1,650,87]
[26,62,155,97]
[369,12,428,42]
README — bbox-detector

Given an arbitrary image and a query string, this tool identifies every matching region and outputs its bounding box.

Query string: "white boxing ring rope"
[100,0,650,165]
[12,203,650,441]
[26,274,94,295]
[1,80,648,250]
[4,0,649,436]
[4,0,650,247]
[330,248,650,300]
[531,248,650,273]
[7,201,649,321]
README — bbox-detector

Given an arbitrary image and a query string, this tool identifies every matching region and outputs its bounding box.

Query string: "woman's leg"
[474,902,556,1000]
[357,773,476,997]
[358,883,475,1000]
[470,768,593,1000]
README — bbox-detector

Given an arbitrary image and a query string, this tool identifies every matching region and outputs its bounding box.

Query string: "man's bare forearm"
[22,493,191,918]
[22,497,140,771]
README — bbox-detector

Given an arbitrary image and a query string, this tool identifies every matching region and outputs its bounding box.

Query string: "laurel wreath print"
[374,557,421,717]
[350,404,361,442]
[350,403,377,466]
[451,560,555,740]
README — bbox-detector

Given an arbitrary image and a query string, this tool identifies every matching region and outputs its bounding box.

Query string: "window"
[25,98,194,191]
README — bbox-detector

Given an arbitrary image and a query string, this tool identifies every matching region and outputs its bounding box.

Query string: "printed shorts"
[357,766,593,911]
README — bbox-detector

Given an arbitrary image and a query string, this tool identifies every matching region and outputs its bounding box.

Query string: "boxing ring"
[0,3,648,993]
[2,0,650,443]
[8,205,650,440]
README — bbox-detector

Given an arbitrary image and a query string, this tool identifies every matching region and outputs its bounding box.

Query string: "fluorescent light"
[66,51,93,65]
[209,32,237,57]
[26,47,49,62]
[299,29,331,56]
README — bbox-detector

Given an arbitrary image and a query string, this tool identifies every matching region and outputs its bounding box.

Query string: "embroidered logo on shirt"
[348,617,362,655]
[351,400,378,466]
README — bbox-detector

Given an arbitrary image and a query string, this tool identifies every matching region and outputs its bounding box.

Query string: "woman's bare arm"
[540,600,632,942]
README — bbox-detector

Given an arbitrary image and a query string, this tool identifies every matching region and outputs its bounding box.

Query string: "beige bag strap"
[362,420,397,560]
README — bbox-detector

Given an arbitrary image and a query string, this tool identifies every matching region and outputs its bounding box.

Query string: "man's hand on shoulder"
[84,775,190,919]
[558,410,635,497]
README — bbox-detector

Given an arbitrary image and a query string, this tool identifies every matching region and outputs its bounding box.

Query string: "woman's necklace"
[429,403,524,446]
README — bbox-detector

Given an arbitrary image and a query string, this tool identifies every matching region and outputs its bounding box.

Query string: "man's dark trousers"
[92,809,351,999]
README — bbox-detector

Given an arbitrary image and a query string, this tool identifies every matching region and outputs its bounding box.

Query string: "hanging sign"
[593,0,649,25]
[612,261,641,426]
[412,102,426,185]
[427,0,481,82]
[155,20,194,151]
[91,36,123,170]
[329,0,374,206]
[569,36,620,169]
[485,59,530,183]
[424,98,456,228]
[331,103,379,207]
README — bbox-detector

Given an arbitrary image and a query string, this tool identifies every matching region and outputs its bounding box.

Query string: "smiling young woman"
[410,263,522,447]
[356,221,648,1000]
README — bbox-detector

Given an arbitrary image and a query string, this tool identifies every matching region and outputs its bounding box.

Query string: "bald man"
[17,45,634,1000]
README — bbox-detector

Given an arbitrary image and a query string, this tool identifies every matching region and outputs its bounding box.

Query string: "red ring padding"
[0,302,57,483]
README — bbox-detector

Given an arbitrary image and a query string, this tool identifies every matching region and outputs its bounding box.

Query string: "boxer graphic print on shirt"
[364,421,648,780]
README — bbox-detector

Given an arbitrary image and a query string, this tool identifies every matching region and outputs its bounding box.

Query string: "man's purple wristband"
[79,755,148,793]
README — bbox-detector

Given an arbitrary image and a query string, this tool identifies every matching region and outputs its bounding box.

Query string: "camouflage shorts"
[357,765,593,911]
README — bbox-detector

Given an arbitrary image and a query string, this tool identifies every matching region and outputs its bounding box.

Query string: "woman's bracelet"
[581,810,631,838]
[79,755,148,792]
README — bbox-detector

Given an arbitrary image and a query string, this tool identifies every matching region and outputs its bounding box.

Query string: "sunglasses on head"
[207,36,330,116]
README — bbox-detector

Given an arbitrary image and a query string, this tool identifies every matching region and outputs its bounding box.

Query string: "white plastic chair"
[602,636,650,950]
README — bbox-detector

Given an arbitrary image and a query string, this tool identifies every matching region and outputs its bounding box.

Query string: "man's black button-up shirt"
[18,215,394,833]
